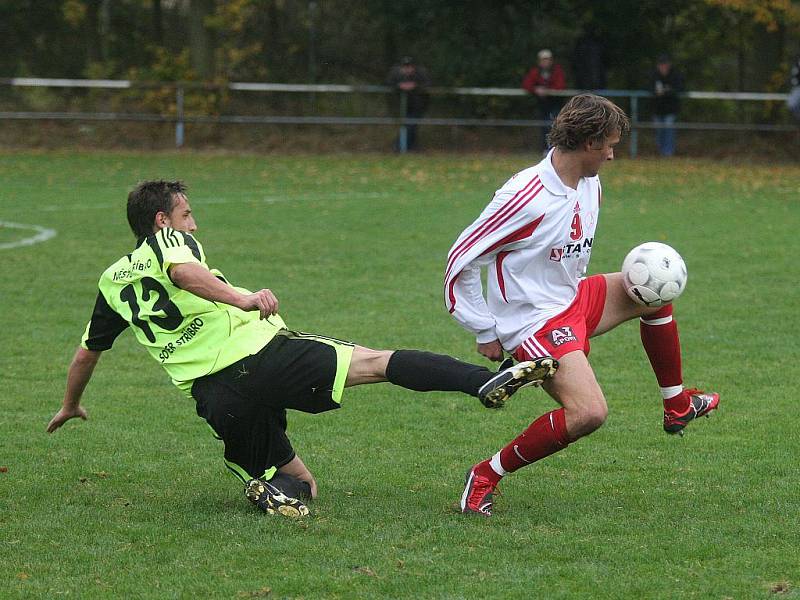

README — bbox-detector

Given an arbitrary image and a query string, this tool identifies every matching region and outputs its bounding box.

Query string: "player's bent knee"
[565,397,608,437]
[346,346,392,385]
[583,401,608,431]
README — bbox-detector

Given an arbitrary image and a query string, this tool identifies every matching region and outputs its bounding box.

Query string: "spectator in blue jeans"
[788,55,800,121]
[386,56,431,151]
[651,55,684,156]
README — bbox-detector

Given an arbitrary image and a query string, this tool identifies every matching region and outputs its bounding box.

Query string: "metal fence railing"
[0,77,795,156]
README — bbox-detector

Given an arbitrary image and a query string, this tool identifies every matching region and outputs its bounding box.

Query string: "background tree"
[0,0,798,94]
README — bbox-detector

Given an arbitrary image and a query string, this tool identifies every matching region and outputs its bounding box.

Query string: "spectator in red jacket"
[522,49,567,150]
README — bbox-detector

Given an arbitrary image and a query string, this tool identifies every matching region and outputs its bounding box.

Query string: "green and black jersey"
[81,228,286,395]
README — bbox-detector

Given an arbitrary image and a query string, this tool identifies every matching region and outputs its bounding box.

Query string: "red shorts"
[513,274,607,361]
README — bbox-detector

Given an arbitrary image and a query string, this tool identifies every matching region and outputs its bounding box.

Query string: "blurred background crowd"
[1,0,798,156]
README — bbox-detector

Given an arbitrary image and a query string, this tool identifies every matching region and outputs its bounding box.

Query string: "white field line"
[0,221,57,250]
[2,191,390,249]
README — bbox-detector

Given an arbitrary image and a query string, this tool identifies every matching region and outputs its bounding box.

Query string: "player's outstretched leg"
[477,357,559,408]
[638,304,721,435]
[380,350,557,409]
[245,478,310,518]
[663,389,720,435]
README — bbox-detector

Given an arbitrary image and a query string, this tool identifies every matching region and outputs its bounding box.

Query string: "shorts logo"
[549,247,564,262]
[550,326,577,346]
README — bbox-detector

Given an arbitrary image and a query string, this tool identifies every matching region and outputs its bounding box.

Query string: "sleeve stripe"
[159,228,181,248]
[447,273,459,313]
[180,231,202,260]
[495,251,510,303]
[478,214,544,258]
[146,235,164,268]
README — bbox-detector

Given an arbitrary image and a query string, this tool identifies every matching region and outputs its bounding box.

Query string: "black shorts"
[191,329,354,481]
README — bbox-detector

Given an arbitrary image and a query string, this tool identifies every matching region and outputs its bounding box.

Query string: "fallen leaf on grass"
[237,587,271,597]
[769,581,791,594]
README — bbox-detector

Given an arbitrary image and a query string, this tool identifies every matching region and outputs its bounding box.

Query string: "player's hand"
[241,289,279,319]
[46,405,88,433]
[477,340,504,362]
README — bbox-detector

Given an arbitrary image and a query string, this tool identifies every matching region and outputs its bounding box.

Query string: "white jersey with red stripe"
[444,149,602,351]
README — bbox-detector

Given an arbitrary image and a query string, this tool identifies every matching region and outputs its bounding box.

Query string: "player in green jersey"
[47,180,558,518]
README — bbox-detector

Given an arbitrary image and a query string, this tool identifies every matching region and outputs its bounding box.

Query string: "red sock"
[640,305,689,412]
[497,408,569,473]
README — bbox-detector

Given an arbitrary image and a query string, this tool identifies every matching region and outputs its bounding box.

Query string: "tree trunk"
[189,0,215,79]
[152,0,163,46]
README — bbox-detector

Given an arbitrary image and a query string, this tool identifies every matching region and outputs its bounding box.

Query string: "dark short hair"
[126,180,187,239]
[547,93,630,151]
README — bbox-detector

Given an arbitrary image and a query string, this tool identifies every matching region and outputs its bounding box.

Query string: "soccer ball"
[621,242,687,307]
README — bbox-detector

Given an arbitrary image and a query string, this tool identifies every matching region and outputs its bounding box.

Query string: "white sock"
[660,385,683,400]
[489,452,507,477]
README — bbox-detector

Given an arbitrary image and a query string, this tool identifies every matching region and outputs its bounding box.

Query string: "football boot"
[460,465,499,517]
[477,356,559,408]
[245,478,310,518]
[663,389,720,435]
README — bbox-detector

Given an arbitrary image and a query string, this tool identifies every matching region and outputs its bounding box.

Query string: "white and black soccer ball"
[621,242,687,307]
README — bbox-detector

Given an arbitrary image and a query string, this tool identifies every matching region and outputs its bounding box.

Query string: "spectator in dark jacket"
[651,54,685,157]
[522,49,567,150]
[386,56,431,151]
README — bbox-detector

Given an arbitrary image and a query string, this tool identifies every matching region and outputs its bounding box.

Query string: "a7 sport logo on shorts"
[550,326,577,346]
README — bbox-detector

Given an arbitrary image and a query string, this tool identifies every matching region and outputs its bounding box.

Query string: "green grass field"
[1,151,799,599]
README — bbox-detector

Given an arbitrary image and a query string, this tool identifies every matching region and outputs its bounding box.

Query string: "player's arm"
[169,262,279,320]
[48,291,128,433]
[155,229,278,319]
[47,347,101,433]
[449,263,497,334]
[445,197,530,339]
[445,256,501,357]
[451,267,504,361]
[445,191,544,360]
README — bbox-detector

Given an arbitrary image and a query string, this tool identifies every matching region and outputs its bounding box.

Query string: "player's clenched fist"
[240,289,279,319]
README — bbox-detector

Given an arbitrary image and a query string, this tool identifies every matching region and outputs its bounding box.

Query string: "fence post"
[629,94,638,159]
[175,85,185,148]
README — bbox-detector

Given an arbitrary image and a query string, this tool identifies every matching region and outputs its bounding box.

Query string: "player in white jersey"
[446,94,720,516]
